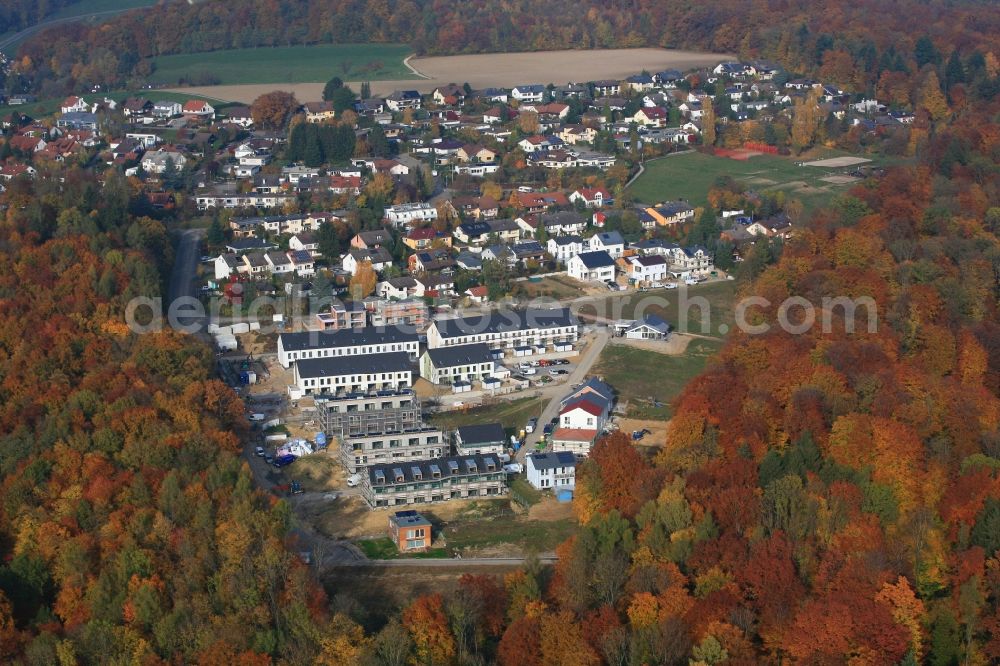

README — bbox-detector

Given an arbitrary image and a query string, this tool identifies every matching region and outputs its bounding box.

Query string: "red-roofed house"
[328,175,362,195]
[182,100,215,119]
[569,187,613,209]
[512,191,570,213]
[61,96,88,114]
[465,286,488,303]
[551,428,599,456]
[632,106,669,128]
[403,226,451,251]
[8,134,45,153]
[560,398,605,431]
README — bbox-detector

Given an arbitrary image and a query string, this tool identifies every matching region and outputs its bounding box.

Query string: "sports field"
[147,44,416,86]
[628,150,873,212]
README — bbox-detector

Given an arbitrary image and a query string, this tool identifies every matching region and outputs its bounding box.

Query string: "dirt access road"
[170,47,732,103]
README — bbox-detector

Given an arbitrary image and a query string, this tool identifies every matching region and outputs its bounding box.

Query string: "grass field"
[146,44,415,86]
[513,275,588,300]
[629,149,887,213]
[593,338,723,420]
[428,396,544,435]
[580,280,738,337]
[356,537,448,559]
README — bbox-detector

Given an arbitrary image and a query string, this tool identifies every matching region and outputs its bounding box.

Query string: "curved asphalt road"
[0,6,153,53]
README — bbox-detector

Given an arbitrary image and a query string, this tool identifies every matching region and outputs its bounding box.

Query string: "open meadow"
[148,43,416,86]
[169,47,731,102]
[629,149,890,213]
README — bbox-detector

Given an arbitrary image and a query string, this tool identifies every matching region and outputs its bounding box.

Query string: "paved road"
[517,327,610,462]
[333,555,558,568]
[0,6,152,52]
[167,228,206,331]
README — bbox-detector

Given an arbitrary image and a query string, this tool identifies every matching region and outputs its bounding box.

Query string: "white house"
[624,314,672,340]
[214,254,242,280]
[588,231,625,258]
[419,343,496,385]
[567,250,616,282]
[526,451,577,491]
[152,101,182,118]
[627,254,668,284]
[60,96,88,114]
[511,85,546,103]
[278,328,419,369]
[342,247,393,275]
[547,235,585,262]
[569,187,613,209]
[426,308,578,351]
[293,352,413,395]
[384,202,437,228]
[141,150,187,174]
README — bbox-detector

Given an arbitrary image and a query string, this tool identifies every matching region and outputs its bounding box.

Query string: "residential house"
[625,73,655,92]
[567,250,616,282]
[449,195,498,220]
[426,308,578,351]
[624,254,668,285]
[214,254,242,280]
[526,452,577,491]
[569,187,613,209]
[517,134,563,153]
[517,210,586,236]
[60,96,88,114]
[454,219,520,245]
[378,277,420,300]
[389,512,432,552]
[141,149,187,174]
[265,251,294,275]
[624,314,672,340]
[454,423,506,455]
[315,300,367,330]
[409,248,456,273]
[632,106,669,128]
[277,327,419,368]
[511,191,570,214]
[181,100,215,119]
[289,232,320,255]
[645,201,695,226]
[511,85,546,103]
[384,202,437,228]
[547,235,585,262]
[224,106,254,128]
[455,144,497,163]
[303,101,336,123]
[403,227,450,251]
[432,84,465,105]
[293,352,413,396]
[56,112,98,130]
[419,344,496,385]
[592,80,622,96]
[122,97,152,118]
[559,124,598,145]
[343,247,393,275]
[362,453,507,508]
[414,273,456,298]
[746,215,792,239]
[589,231,625,258]
[351,229,391,250]
[385,90,422,111]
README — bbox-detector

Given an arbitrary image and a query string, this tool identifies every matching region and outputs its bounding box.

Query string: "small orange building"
[389,510,432,552]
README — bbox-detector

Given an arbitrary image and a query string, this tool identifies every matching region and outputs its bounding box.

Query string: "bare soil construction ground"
[169,47,731,103]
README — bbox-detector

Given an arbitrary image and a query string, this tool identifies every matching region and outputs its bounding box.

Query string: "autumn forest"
[0,0,999,664]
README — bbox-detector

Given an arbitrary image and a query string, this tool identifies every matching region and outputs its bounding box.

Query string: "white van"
[346,473,362,487]
[247,413,266,422]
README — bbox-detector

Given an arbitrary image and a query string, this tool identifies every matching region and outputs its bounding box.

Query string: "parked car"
[290,480,304,495]
[264,454,274,464]
[538,359,552,367]
[254,446,265,456]
[550,369,568,376]
[684,278,698,285]
[632,428,652,441]
[526,418,537,434]
[273,454,295,468]
[346,473,362,487]
[543,423,554,436]
[503,463,523,474]
[664,283,678,289]
[521,366,537,375]
[554,359,570,365]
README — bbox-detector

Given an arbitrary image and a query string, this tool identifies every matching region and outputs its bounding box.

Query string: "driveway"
[516,327,610,463]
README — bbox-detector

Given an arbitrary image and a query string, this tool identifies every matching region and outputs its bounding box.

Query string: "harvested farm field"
[168,47,731,103]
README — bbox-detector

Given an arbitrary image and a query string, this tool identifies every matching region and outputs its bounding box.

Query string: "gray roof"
[561,377,615,407]
[226,238,276,252]
[426,343,494,369]
[575,250,615,269]
[456,423,506,446]
[594,231,624,246]
[368,453,503,485]
[390,510,431,527]
[280,327,418,352]
[433,308,576,339]
[628,314,672,335]
[295,352,412,379]
[551,234,584,246]
[528,451,577,471]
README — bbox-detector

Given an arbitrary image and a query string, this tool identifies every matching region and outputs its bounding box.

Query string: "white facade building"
[278,328,419,368]
[526,451,577,490]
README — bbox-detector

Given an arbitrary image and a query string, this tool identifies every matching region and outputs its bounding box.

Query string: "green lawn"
[592,339,724,420]
[356,537,448,559]
[629,150,886,213]
[579,280,738,337]
[428,396,545,436]
[146,44,416,86]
